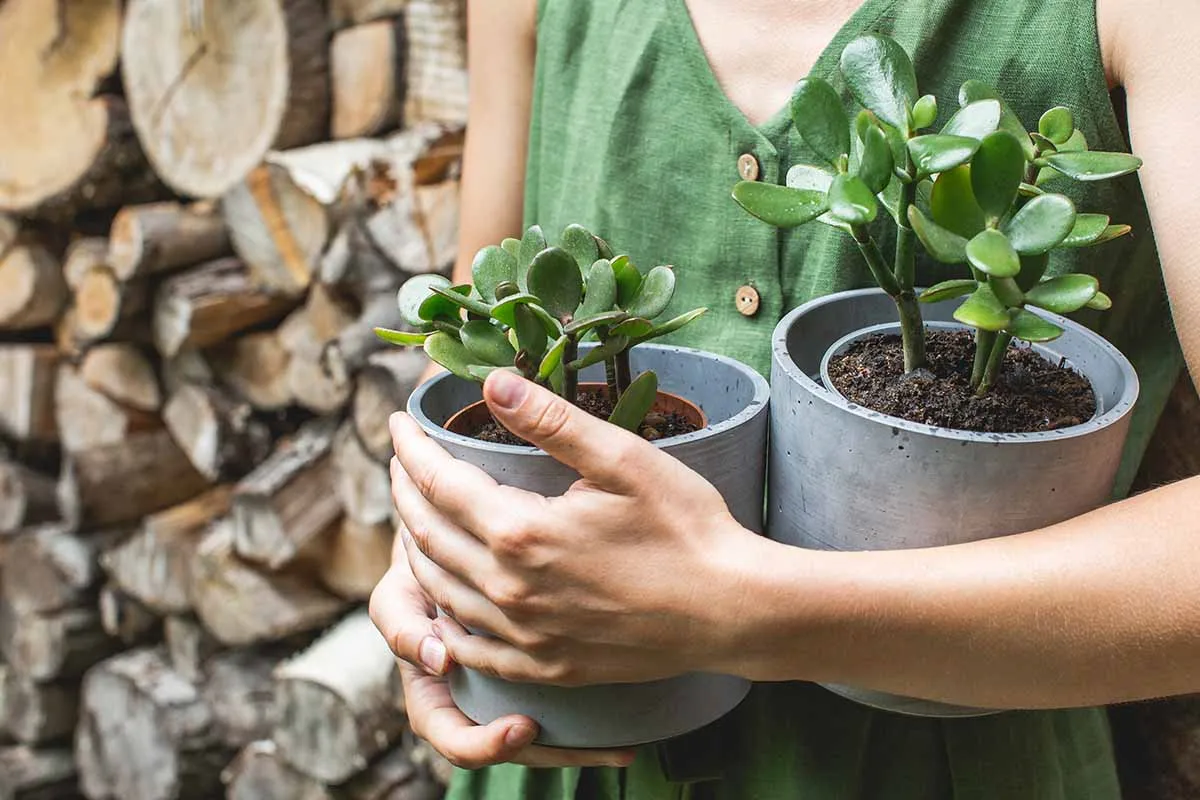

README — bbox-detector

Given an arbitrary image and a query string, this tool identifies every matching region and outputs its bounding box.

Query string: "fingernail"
[609,751,637,767]
[505,722,536,748]
[418,636,448,675]
[487,369,527,410]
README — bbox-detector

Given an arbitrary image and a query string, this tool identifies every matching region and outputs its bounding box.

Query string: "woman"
[371,0,1200,797]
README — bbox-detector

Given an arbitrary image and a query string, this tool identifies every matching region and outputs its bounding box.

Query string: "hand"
[388,369,759,687]
[369,525,636,769]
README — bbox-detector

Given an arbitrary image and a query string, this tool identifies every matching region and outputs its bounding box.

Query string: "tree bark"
[333,423,392,526]
[353,349,427,461]
[208,330,295,412]
[403,0,468,127]
[318,518,393,602]
[79,344,162,413]
[0,665,79,746]
[97,583,160,646]
[0,745,82,800]
[0,243,67,332]
[163,615,222,684]
[108,202,232,282]
[121,0,330,198]
[152,257,297,359]
[332,19,405,140]
[0,347,58,445]
[222,740,332,800]
[1,525,107,615]
[163,383,271,482]
[329,0,408,28]
[54,363,161,455]
[63,239,110,291]
[201,650,281,749]
[279,291,356,415]
[0,464,59,535]
[68,266,150,346]
[0,603,120,682]
[272,609,406,783]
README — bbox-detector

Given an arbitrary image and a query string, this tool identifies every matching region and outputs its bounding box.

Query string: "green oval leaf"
[1024,274,1099,314]
[467,365,522,383]
[489,292,540,327]
[563,310,628,336]
[829,174,878,225]
[908,206,968,263]
[500,237,521,260]
[785,164,844,230]
[537,335,570,380]
[971,131,1027,222]
[527,247,584,321]
[611,256,643,307]
[373,327,430,347]
[1029,133,1058,154]
[1038,107,1074,145]
[608,371,659,433]
[908,134,982,178]
[630,307,708,344]
[918,279,977,304]
[1086,290,1113,311]
[942,99,1001,140]
[1003,193,1077,255]
[1056,128,1089,153]
[989,276,1025,308]
[1006,309,1065,343]
[516,225,547,290]
[609,317,654,339]
[429,284,492,318]
[398,274,452,325]
[560,224,600,277]
[460,320,517,367]
[911,94,937,129]
[1059,214,1110,248]
[568,336,630,370]
[790,78,851,166]
[930,165,986,238]
[512,304,548,362]
[424,331,475,381]
[1044,151,1142,181]
[958,81,1037,159]
[966,229,1020,278]
[1092,224,1132,246]
[471,246,518,302]
[840,34,918,135]
[953,285,1010,332]
[625,266,676,319]
[732,182,829,228]
[577,258,618,318]
[857,122,895,194]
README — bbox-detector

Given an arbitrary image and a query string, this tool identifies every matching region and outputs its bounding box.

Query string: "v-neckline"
[668,0,897,138]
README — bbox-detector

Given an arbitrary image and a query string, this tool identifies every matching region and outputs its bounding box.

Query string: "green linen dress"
[446,0,1185,797]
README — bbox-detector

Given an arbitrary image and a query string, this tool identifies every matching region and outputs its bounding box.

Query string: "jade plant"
[374,223,707,433]
[732,32,1141,393]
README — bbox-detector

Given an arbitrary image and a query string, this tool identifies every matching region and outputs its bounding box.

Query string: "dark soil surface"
[471,389,699,446]
[826,329,1097,433]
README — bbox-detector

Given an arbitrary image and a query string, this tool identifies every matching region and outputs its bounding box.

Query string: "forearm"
[719,473,1200,709]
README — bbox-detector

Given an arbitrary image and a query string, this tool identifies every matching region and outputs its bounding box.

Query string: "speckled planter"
[768,288,1139,718]
[407,343,770,748]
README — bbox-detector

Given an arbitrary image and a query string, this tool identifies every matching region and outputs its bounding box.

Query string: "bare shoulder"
[1096,0,1199,87]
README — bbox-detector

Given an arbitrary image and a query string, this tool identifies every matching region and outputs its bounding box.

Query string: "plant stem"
[895,292,927,373]
[893,171,917,292]
[978,333,1012,395]
[615,349,632,395]
[851,229,903,297]
[562,337,578,405]
[604,355,619,401]
[971,329,997,389]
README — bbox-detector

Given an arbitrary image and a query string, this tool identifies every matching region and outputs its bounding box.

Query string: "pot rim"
[772,287,1140,444]
[408,343,770,456]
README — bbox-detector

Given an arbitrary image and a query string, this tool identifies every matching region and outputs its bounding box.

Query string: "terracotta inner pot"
[444,381,707,440]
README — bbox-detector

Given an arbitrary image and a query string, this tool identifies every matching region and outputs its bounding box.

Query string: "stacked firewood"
[0,0,464,797]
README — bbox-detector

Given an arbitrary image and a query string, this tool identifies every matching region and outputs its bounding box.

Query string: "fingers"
[482,370,652,493]
[433,615,574,687]
[369,554,450,676]
[400,660,637,769]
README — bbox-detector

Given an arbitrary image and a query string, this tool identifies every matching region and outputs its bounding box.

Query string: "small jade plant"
[374,223,707,433]
[732,32,1141,393]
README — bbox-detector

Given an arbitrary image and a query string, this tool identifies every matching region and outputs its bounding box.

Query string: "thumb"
[482,369,650,490]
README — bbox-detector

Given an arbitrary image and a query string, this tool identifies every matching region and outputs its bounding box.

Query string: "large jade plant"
[733,33,1142,393]
[374,223,707,432]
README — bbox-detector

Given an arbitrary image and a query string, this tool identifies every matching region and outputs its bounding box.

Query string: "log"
[201,650,282,750]
[0,464,59,535]
[163,616,222,684]
[189,520,345,646]
[409,739,454,788]
[222,740,332,800]
[79,344,162,413]
[0,1,160,219]
[272,609,405,783]
[55,363,160,454]
[0,347,58,444]
[367,179,459,274]
[163,383,270,482]
[0,244,67,331]
[353,349,427,461]
[223,139,392,295]
[209,331,294,412]
[279,303,355,416]
[403,0,468,127]
[98,583,159,646]
[58,428,212,529]
[74,648,230,800]
[122,0,331,198]
[161,349,215,400]
[0,664,79,745]
[0,745,81,800]
[100,486,233,615]
[337,746,444,800]
[332,19,405,140]
[63,239,110,291]
[152,258,297,359]
[1,526,104,615]
[0,604,120,682]
[108,202,231,282]
[69,266,149,345]
[333,423,392,526]
[330,0,408,28]
[318,518,393,602]
[232,417,343,570]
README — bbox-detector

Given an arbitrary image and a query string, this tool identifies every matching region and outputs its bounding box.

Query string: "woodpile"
[0,0,465,795]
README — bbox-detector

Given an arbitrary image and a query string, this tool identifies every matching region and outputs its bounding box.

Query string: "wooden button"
[736,284,760,316]
[737,153,760,181]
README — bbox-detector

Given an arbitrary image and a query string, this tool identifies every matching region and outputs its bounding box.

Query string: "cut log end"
[331,19,405,139]
[79,344,162,413]
[164,383,270,482]
[108,201,232,281]
[0,244,67,331]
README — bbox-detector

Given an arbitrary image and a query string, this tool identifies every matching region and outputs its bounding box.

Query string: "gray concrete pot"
[768,288,1139,718]
[407,343,770,748]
